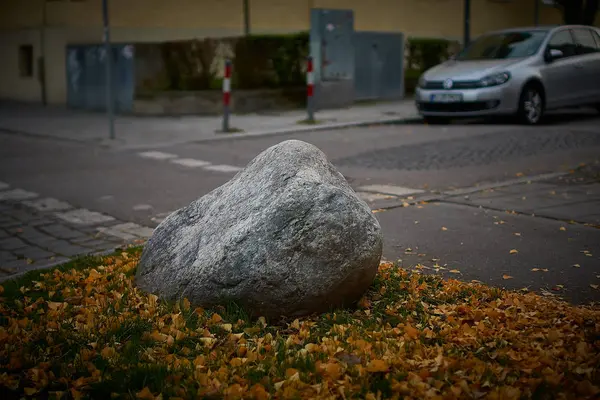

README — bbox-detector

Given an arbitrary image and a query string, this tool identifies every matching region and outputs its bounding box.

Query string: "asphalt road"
[1,111,599,303]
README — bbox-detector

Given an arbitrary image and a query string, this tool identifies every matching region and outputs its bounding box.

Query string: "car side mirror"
[545,48,563,63]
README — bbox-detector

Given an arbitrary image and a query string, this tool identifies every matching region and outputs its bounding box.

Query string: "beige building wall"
[0,0,594,105]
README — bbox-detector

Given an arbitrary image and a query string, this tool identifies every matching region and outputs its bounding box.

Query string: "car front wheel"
[517,84,544,125]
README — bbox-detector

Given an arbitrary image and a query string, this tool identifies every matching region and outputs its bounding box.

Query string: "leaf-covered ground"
[1,248,599,399]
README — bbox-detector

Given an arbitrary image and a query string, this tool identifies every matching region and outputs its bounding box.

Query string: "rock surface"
[135,140,383,318]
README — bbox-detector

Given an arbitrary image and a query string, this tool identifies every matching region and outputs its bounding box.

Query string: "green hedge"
[154,32,309,91]
[234,32,309,89]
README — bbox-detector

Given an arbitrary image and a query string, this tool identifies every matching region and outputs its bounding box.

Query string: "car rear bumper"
[415,84,520,118]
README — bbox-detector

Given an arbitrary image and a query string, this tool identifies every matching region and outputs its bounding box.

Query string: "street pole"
[534,0,540,26]
[463,0,471,48]
[102,0,115,140]
[243,0,250,35]
[39,0,47,106]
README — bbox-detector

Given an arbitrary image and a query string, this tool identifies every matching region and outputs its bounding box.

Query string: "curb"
[194,115,423,143]
[0,115,424,149]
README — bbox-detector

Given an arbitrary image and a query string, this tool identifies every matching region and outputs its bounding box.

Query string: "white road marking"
[0,189,39,201]
[23,197,73,212]
[98,222,154,240]
[170,158,212,168]
[133,204,153,211]
[55,209,116,225]
[151,211,174,224]
[0,182,9,191]
[203,164,243,173]
[138,151,178,160]
[357,185,425,197]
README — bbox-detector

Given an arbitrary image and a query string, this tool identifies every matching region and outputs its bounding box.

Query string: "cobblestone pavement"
[334,129,600,171]
[0,183,154,280]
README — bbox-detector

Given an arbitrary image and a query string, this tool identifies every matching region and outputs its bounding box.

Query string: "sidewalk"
[0,100,419,150]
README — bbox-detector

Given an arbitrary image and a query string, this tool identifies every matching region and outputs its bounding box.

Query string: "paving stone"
[0,189,39,201]
[38,224,84,240]
[28,218,55,227]
[8,209,39,223]
[13,247,55,261]
[0,237,28,251]
[55,209,116,225]
[97,222,154,241]
[0,181,9,190]
[0,259,30,273]
[0,229,8,239]
[0,250,17,263]
[0,217,21,229]
[23,197,73,212]
[76,239,119,251]
[43,240,92,257]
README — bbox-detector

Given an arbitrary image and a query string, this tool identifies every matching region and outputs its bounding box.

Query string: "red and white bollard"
[222,59,232,132]
[306,56,315,122]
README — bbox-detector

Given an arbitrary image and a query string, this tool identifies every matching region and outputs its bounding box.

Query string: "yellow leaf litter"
[0,249,599,399]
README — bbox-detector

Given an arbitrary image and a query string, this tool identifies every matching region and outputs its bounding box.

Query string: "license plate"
[430,93,462,103]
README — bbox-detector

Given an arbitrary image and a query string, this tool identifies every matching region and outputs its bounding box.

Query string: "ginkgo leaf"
[366,359,389,373]
[514,232,521,236]
[502,275,513,280]
[559,226,566,231]
[441,227,448,231]
[136,387,155,400]
[573,264,581,268]
[509,249,519,254]
[449,269,461,274]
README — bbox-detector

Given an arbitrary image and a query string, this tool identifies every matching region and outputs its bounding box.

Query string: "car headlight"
[479,72,511,88]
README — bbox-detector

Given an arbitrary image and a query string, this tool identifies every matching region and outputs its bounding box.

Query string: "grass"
[1,248,599,399]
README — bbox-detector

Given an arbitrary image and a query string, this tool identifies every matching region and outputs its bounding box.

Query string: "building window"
[19,45,34,78]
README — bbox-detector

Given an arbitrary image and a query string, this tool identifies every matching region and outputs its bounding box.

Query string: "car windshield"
[456,30,549,60]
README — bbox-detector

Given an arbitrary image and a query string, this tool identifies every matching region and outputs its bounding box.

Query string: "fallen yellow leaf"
[509,249,519,255]
[573,264,581,268]
[441,227,448,231]
[503,275,513,280]
[136,387,155,400]
[590,285,599,290]
[449,269,461,274]
[366,359,389,373]
[560,226,566,231]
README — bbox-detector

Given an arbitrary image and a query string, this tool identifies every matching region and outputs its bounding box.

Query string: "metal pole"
[534,0,540,26]
[222,59,232,132]
[243,0,250,36]
[39,0,47,106]
[463,0,471,47]
[102,0,115,140]
[306,56,315,123]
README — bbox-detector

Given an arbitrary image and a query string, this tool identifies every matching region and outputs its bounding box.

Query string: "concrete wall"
[0,0,581,105]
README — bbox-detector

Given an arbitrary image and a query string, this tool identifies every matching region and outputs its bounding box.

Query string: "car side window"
[590,30,600,48]
[547,30,577,58]
[572,28,600,55]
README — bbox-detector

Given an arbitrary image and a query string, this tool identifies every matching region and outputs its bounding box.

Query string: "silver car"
[415,25,600,124]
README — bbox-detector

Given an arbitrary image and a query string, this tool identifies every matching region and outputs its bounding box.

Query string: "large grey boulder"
[135,140,383,318]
